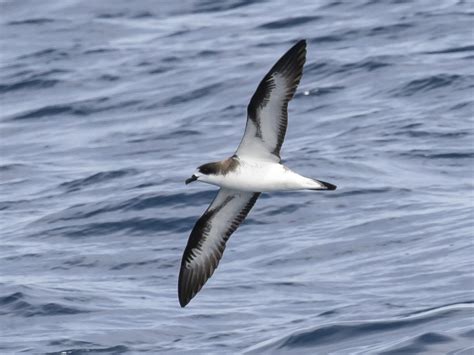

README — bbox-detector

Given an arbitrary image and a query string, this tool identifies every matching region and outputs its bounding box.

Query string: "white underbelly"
[207,161,314,192]
[217,176,291,192]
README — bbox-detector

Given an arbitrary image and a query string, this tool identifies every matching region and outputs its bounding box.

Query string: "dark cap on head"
[198,162,220,175]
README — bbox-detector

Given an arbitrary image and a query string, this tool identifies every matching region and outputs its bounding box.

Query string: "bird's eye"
[198,163,216,175]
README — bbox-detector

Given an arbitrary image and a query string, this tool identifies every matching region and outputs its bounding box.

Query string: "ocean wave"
[10,97,142,121]
[424,45,474,55]
[0,79,59,93]
[33,216,196,238]
[367,22,414,36]
[164,83,222,106]
[262,203,306,216]
[46,345,129,355]
[110,258,174,271]
[0,292,88,317]
[304,56,392,80]
[258,16,322,30]
[379,332,458,355]
[96,11,153,19]
[8,18,55,25]
[193,0,259,13]
[399,150,474,160]
[18,48,69,60]
[394,74,467,96]
[246,303,474,353]
[60,169,137,193]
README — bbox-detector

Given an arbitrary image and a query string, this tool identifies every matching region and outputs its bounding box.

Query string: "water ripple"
[258,16,322,29]
[0,292,88,317]
[246,304,474,353]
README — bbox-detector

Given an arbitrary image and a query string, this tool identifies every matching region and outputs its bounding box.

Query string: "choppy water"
[1,0,473,353]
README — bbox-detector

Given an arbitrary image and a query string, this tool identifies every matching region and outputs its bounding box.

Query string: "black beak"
[185,174,198,185]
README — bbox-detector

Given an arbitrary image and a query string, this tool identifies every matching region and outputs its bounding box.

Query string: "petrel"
[179,40,336,307]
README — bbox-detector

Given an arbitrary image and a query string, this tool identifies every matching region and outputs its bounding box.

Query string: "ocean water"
[1,0,473,353]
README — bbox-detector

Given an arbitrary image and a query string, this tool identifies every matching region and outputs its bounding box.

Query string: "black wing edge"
[178,192,260,308]
[247,39,307,121]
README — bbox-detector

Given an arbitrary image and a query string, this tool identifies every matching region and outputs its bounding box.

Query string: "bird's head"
[185,162,220,185]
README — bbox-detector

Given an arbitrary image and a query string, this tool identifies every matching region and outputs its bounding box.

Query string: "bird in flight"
[179,39,336,307]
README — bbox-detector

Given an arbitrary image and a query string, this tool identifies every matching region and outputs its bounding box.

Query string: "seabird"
[179,39,336,307]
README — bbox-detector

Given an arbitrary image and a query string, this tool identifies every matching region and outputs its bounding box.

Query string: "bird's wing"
[178,188,260,307]
[235,40,307,162]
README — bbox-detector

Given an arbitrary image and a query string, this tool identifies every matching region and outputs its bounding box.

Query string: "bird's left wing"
[235,40,306,162]
[178,188,260,307]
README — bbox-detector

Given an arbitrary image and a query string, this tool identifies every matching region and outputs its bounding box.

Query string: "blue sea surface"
[1,0,473,353]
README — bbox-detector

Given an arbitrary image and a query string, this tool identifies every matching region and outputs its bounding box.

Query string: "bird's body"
[178,39,337,307]
[198,156,334,192]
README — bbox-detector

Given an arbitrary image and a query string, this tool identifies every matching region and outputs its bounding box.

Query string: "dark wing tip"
[179,293,188,308]
[178,262,206,307]
[178,267,192,307]
[271,39,307,76]
[282,39,307,54]
[247,39,307,116]
[178,253,214,308]
[178,254,222,307]
[293,39,307,51]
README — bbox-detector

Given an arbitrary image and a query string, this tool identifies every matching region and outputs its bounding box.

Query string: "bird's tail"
[306,179,337,191]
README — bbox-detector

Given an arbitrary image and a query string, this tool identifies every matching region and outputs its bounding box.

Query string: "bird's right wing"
[178,188,260,307]
[235,40,306,162]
